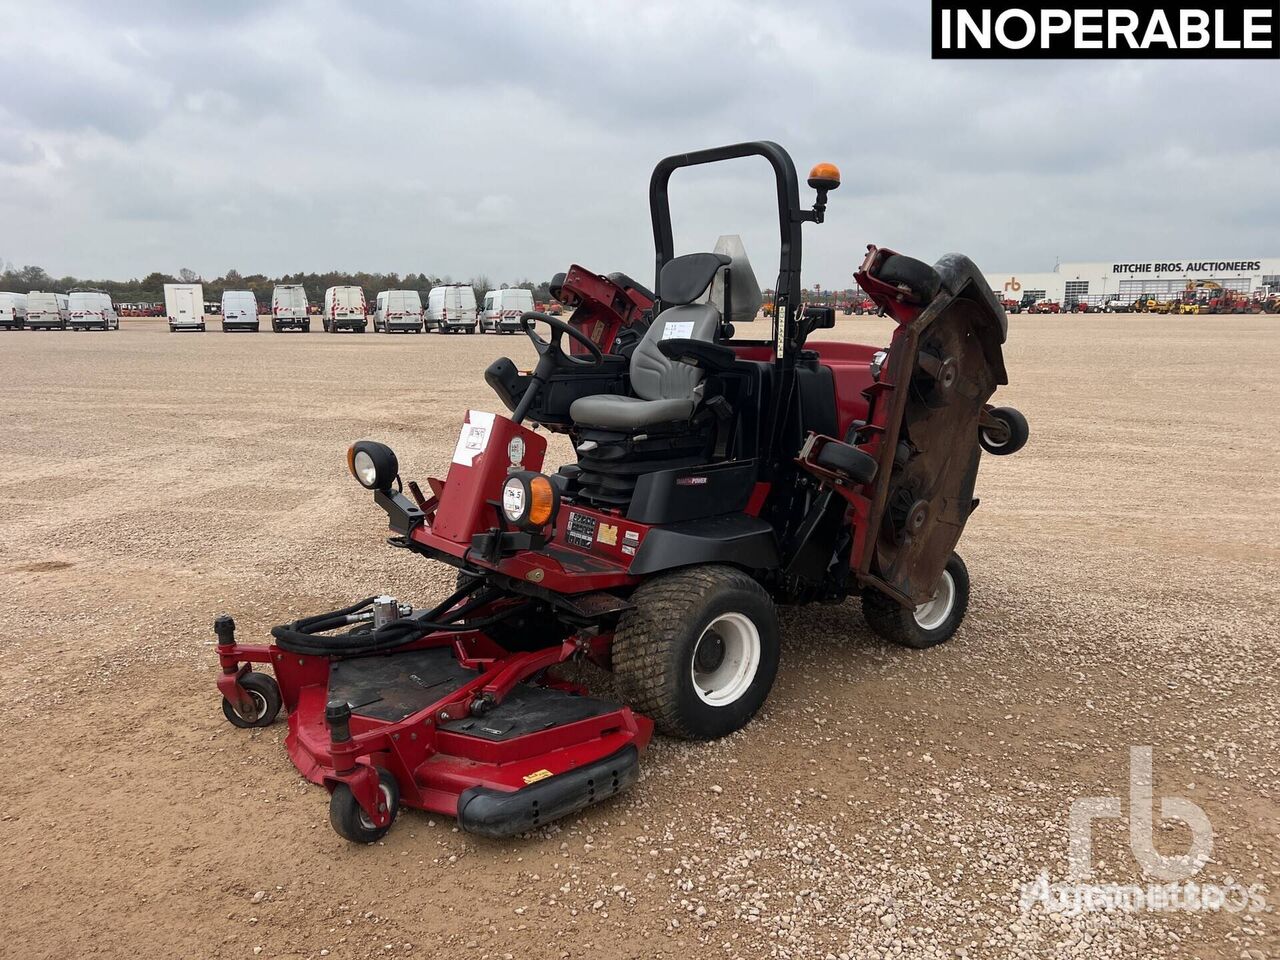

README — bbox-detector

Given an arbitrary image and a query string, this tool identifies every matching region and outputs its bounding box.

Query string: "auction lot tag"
[661,320,694,339]
[453,410,496,466]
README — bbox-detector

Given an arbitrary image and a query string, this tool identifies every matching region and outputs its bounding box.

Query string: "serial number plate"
[566,511,597,549]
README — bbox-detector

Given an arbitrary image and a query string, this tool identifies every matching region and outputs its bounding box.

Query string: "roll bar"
[648,140,835,473]
[649,140,806,352]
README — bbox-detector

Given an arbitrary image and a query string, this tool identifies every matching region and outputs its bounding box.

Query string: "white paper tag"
[452,410,496,466]
[660,320,694,340]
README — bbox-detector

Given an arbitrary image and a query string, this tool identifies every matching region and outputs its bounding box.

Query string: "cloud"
[0,0,1275,287]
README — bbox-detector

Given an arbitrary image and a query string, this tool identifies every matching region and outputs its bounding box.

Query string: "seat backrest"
[630,302,721,401]
[659,253,731,305]
[631,247,749,402]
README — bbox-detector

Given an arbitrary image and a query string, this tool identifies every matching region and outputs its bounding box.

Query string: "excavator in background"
[1179,280,1222,315]
[1179,281,1264,315]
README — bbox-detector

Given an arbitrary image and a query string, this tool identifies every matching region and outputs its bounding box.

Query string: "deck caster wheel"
[814,440,878,484]
[863,553,969,650]
[876,254,941,305]
[613,565,780,740]
[330,769,399,843]
[979,406,1029,456]
[221,672,282,728]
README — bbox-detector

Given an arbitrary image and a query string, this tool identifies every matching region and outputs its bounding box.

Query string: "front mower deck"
[217,613,651,840]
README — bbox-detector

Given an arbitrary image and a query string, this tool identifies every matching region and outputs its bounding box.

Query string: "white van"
[271,284,310,332]
[426,284,478,334]
[373,289,424,333]
[0,292,27,330]
[221,290,260,332]
[68,292,120,331]
[480,288,534,334]
[165,283,206,332]
[323,286,367,333]
[26,291,70,330]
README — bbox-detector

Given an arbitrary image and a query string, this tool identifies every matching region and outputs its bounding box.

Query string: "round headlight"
[502,476,527,523]
[346,440,399,491]
[353,450,378,486]
[501,472,559,529]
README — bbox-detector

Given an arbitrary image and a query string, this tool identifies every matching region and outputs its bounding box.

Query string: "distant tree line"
[0,263,554,306]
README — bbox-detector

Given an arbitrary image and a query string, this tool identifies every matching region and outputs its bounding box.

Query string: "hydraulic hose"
[271,581,531,657]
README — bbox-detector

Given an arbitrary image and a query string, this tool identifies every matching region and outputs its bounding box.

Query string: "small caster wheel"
[863,553,970,650]
[980,406,1029,456]
[330,769,399,843]
[221,672,282,728]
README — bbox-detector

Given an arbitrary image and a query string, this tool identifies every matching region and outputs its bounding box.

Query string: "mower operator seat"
[568,252,729,431]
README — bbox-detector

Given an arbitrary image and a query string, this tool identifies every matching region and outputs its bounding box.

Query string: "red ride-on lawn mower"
[215,141,1028,842]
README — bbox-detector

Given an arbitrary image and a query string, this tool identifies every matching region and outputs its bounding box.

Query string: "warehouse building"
[984,258,1280,308]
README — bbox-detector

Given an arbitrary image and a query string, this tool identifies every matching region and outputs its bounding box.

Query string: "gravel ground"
[0,316,1276,960]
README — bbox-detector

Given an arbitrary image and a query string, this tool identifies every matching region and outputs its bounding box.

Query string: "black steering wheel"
[520,311,604,368]
[511,312,605,424]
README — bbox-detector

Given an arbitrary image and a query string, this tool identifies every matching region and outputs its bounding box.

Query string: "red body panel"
[806,340,879,438]
[558,265,652,358]
[432,413,547,543]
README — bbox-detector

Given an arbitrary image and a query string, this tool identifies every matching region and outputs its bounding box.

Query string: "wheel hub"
[690,613,763,707]
[694,631,726,673]
[913,570,957,631]
[238,689,268,722]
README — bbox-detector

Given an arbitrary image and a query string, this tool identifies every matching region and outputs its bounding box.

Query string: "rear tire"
[862,553,969,650]
[612,566,780,740]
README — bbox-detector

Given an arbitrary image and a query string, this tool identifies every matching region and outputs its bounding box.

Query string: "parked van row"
[3,283,534,336]
[285,284,488,335]
[0,291,120,331]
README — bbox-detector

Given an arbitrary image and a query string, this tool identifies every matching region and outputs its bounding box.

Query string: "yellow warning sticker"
[597,523,618,546]
[523,768,553,785]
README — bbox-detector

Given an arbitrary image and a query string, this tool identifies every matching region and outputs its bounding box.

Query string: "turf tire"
[612,565,780,740]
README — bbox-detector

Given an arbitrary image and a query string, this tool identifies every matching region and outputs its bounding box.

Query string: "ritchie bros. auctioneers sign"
[1111,260,1265,274]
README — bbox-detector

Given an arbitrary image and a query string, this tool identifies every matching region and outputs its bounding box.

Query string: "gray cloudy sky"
[1,0,1277,289]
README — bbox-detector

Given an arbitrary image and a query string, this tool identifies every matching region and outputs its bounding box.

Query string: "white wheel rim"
[913,571,956,631]
[690,612,761,706]
[239,689,268,722]
[357,782,394,831]
[981,426,1008,449]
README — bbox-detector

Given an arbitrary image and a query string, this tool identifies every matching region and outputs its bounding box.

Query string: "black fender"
[628,514,779,576]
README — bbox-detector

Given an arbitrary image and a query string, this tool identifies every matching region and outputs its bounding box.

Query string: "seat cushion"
[569,394,696,430]
[630,302,721,401]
